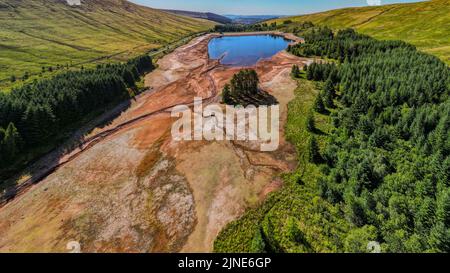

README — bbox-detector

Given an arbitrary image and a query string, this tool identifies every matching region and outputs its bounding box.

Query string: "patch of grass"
[214,77,348,253]
[270,0,450,64]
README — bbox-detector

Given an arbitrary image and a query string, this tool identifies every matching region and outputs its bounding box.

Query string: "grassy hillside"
[271,0,450,64]
[0,0,215,89]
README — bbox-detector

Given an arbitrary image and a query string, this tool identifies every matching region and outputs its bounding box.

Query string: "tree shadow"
[227,89,279,107]
[311,127,327,136]
[318,108,331,116]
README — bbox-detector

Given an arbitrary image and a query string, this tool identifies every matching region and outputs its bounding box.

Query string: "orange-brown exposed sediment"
[0,33,311,253]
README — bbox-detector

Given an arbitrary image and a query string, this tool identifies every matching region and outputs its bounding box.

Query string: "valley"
[0,32,308,252]
[0,0,448,255]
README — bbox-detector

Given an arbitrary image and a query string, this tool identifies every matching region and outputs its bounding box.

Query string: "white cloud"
[367,0,382,6]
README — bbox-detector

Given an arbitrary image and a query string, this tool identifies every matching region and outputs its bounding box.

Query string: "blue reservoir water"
[208,35,291,66]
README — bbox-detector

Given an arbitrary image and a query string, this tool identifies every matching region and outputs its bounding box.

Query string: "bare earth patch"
[0,33,311,252]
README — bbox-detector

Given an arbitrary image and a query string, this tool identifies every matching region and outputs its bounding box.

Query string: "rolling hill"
[271,0,450,64]
[0,0,215,87]
[161,9,232,24]
[224,15,281,25]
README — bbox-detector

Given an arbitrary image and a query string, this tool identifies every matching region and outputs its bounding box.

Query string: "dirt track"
[0,33,310,253]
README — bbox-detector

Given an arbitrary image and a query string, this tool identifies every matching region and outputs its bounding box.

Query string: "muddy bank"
[0,33,311,252]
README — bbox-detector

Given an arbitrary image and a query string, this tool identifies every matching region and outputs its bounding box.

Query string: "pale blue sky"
[131,0,425,15]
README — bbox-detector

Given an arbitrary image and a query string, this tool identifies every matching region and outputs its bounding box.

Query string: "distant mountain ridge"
[161,9,232,24]
[224,15,282,25]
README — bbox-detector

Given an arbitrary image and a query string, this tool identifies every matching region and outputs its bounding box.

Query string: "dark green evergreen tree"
[323,78,335,108]
[314,93,326,114]
[3,122,21,161]
[291,65,300,78]
[222,84,233,104]
[308,136,321,163]
[306,110,315,132]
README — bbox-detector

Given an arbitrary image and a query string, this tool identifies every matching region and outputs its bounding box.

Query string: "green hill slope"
[272,0,450,64]
[161,9,232,24]
[0,0,214,86]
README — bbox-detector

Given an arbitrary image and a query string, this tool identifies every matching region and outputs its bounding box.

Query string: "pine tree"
[323,78,335,108]
[222,84,233,105]
[291,65,300,78]
[308,136,321,163]
[306,111,315,132]
[429,222,450,252]
[3,122,21,161]
[436,189,450,227]
[0,127,5,167]
[306,65,314,80]
[249,229,266,253]
[314,93,326,114]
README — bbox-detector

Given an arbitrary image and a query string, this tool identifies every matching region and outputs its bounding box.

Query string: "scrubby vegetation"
[0,55,154,176]
[215,25,450,253]
[222,69,277,106]
[214,17,297,33]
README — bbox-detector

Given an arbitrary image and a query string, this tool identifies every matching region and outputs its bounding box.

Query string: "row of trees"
[214,22,278,33]
[0,55,154,170]
[305,62,338,83]
[9,63,82,83]
[304,73,338,164]
[290,26,450,252]
[222,69,259,105]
